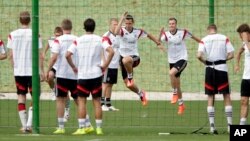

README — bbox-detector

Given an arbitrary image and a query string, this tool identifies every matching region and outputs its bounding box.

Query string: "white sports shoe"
[108,106,119,111]
[102,105,109,111]
[64,108,70,122]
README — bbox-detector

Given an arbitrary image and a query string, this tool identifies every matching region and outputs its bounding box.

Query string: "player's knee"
[241,98,248,105]
[122,57,132,64]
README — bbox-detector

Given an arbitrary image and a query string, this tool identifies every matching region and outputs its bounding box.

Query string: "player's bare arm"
[47,53,58,80]
[8,49,14,67]
[226,51,234,61]
[234,47,244,73]
[65,51,77,74]
[197,51,206,65]
[114,11,128,35]
[39,51,45,81]
[101,46,114,71]
[147,32,165,52]
[0,51,7,60]
[191,35,201,43]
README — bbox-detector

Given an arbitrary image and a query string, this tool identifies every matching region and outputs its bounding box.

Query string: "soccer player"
[101,18,120,111]
[159,17,201,115]
[235,23,250,125]
[114,12,163,106]
[197,24,234,134]
[7,11,44,133]
[47,19,79,134]
[43,26,63,101]
[0,39,7,60]
[66,18,114,135]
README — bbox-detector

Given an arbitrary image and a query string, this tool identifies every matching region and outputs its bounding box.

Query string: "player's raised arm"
[114,11,128,35]
[147,32,165,52]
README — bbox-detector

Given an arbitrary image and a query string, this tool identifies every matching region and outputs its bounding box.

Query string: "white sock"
[58,118,64,129]
[78,118,85,128]
[85,114,91,127]
[127,73,133,79]
[178,99,184,105]
[225,106,233,126]
[19,110,27,129]
[207,106,215,131]
[26,107,33,128]
[96,119,102,128]
[240,118,247,125]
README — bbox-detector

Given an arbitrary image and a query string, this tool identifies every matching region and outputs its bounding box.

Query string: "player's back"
[54,34,78,79]
[76,34,103,79]
[7,28,34,76]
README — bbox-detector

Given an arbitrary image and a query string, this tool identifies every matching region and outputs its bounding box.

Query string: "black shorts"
[77,76,102,98]
[55,77,77,99]
[205,67,230,95]
[169,60,187,77]
[241,79,250,97]
[120,55,140,79]
[103,68,118,84]
[15,76,32,95]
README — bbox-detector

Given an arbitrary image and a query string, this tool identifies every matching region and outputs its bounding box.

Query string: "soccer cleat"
[85,126,95,134]
[72,128,86,135]
[96,127,104,135]
[64,109,70,122]
[210,129,218,135]
[102,105,110,111]
[140,90,148,106]
[108,106,119,111]
[177,104,185,115]
[20,127,32,133]
[171,94,178,104]
[126,79,134,87]
[53,128,65,134]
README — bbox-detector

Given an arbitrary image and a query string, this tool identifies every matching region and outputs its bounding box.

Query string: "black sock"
[106,98,111,107]
[101,97,105,106]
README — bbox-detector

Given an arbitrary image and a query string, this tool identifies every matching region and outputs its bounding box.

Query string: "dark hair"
[54,26,63,34]
[237,23,250,33]
[125,14,134,23]
[19,11,30,25]
[168,17,177,24]
[207,24,217,31]
[84,18,95,32]
[61,19,72,30]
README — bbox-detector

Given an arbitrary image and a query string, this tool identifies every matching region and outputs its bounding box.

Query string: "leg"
[240,96,249,125]
[207,94,217,134]
[122,56,133,79]
[223,94,232,132]
[92,96,103,135]
[17,94,27,131]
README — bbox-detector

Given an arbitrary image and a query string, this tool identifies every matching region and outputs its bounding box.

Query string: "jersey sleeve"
[138,29,148,39]
[0,40,6,54]
[198,40,205,53]
[51,39,60,54]
[6,34,12,49]
[67,40,77,54]
[102,36,112,50]
[161,32,168,42]
[183,29,193,40]
[225,38,234,53]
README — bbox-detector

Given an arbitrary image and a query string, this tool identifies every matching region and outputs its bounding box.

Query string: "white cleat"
[108,106,119,111]
[102,105,109,111]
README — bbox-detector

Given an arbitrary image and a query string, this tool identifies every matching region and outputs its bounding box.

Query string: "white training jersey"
[198,33,234,72]
[242,44,250,79]
[0,40,6,54]
[7,28,42,76]
[68,34,105,79]
[118,27,147,57]
[48,36,58,69]
[102,31,120,69]
[51,34,78,80]
[161,29,192,63]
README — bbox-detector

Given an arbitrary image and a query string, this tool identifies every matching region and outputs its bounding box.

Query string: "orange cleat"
[140,90,148,106]
[171,94,178,104]
[178,104,185,115]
